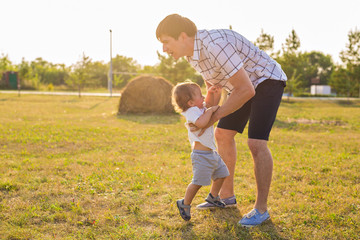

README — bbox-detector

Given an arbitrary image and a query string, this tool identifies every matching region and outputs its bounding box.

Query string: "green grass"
[0,94,359,239]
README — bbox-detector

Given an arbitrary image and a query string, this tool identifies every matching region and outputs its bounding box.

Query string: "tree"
[285,69,302,99]
[254,29,274,55]
[339,28,360,97]
[67,53,91,97]
[111,55,140,89]
[276,29,305,95]
[340,28,360,65]
[29,58,48,85]
[155,52,202,85]
[277,30,335,96]
[283,29,301,54]
[15,58,69,90]
[17,58,39,89]
[302,51,334,86]
[87,61,108,88]
[140,65,157,75]
[0,54,14,89]
[329,66,354,97]
[0,54,13,73]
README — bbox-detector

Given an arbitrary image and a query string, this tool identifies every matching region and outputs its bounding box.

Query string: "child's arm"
[205,83,222,108]
[193,105,219,129]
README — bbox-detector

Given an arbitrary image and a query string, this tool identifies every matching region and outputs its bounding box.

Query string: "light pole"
[109,29,113,97]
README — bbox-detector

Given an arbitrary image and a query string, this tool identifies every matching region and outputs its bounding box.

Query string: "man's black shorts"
[217,79,285,141]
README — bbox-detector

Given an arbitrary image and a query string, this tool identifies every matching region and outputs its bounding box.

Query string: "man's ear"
[179,32,189,40]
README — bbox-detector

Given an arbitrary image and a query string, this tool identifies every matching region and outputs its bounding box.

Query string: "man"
[156,14,287,227]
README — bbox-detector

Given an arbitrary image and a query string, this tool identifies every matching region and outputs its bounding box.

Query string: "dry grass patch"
[0,94,359,239]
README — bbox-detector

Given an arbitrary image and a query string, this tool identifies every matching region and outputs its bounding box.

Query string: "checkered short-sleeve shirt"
[187,29,287,92]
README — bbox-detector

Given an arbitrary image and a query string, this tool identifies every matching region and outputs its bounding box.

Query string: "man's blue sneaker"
[239,209,270,227]
[196,195,237,210]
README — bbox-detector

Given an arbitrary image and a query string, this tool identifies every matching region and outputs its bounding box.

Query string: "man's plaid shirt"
[187,29,287,93]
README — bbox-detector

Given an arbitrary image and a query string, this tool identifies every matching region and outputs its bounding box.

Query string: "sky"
[1,0,359,67]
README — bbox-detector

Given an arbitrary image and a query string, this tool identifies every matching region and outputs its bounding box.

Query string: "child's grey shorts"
[191,150,230,186]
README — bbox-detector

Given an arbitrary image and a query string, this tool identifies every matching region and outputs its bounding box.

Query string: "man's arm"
[200,68,255,132]
[214,68,255,119]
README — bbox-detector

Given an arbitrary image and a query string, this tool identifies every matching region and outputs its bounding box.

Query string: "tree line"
[1,28,359,97]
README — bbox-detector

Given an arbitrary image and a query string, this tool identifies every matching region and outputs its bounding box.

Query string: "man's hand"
[188,123,199,132]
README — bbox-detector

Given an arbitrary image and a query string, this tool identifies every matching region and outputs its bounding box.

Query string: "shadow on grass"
[208,208,288,239]
[179,222,196,239]
[117,113,181,125]
[274,118,347,130]
[334,99,360,107]
[206,208,252,239]
[273,119,297,129]
[280,99,297,105]
[253,219,289,240]
[0,95,19,101]
[88,98,113,110]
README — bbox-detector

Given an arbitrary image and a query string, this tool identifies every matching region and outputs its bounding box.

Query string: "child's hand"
[208,84,222,94]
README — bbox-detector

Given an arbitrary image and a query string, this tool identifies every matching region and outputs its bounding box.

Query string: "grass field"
[0,94,359,239]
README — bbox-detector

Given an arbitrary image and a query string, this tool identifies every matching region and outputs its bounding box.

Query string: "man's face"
[159,34,186,60]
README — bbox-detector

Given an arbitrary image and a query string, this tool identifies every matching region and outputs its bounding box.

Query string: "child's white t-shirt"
[181,105,216,150]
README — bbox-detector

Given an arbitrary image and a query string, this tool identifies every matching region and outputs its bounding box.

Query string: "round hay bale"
[118,75,174,114]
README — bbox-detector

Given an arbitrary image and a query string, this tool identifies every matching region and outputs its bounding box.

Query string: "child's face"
[189,87,205,109]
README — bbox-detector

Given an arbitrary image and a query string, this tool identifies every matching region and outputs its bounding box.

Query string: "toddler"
[172,81,229,221]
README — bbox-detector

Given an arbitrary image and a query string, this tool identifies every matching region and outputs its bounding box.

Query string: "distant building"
[311,85,331,95]
[2,71,19,89]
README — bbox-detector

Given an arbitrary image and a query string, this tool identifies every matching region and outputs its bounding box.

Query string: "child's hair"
[172,81,200,113]
[156,14,197,40]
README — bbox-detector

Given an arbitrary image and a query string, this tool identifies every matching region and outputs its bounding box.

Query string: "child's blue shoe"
[239,209,270,227]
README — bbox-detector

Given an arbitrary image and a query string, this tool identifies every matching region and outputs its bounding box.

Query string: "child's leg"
[184,183,202,205]
[210,177,226,197]
[202,178,227,208]
[177,184,201,221]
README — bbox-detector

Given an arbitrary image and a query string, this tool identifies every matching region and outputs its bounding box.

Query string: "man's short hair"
[156,14,197,40]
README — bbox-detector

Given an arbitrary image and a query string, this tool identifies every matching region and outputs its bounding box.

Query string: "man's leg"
[247,138,273,213]
[214,127,238,199]
[239,80,283,226]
